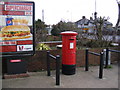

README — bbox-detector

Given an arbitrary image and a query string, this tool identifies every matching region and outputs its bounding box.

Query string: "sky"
[35,0,119,26]
[4,0,119,26]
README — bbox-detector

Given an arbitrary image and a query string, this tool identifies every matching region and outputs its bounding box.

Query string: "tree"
[94,17,112,47]
[35,19,48,42]
[51,25,60,36]
[35,19,46,32]
[51,21,77,36]
[76,16,113,48]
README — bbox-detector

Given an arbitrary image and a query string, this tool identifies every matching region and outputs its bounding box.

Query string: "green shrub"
[105,65,112,69]
[36,43,51,50]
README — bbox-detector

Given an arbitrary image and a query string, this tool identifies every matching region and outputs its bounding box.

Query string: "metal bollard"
[47,51,51,76]
[99,52,104,79]
[85,48,89,71]
[56,55,60,85]
[105,48,109,68]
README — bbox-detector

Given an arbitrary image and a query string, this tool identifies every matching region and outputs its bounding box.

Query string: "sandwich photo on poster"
[0,1,35,54]
[1,18,32,40]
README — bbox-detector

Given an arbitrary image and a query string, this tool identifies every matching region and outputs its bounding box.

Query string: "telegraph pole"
[42,9,44,22]
[94,0,97,20]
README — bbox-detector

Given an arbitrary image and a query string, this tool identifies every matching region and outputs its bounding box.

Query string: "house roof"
[75,17,113,26]
[75,19,90,25]
[104,20,113,25]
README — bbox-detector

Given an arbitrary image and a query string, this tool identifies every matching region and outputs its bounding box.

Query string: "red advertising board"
[0,1,35,56]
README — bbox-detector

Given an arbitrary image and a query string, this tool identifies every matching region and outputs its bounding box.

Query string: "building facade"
[75,16,113,34]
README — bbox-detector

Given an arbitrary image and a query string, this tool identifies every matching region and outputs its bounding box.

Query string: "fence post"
[85,48,89,71]
[105,48,109,68]
[47,51,51,76]
[99,52,104,79]
[103,49,106,65]
[56,55,60,85]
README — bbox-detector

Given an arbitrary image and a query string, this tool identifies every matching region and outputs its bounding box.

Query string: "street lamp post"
[116,0,120,27]
[113,0,120,42]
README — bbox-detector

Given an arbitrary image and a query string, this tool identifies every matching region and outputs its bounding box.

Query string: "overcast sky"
[34,0,119,26]
[4,0,119,26]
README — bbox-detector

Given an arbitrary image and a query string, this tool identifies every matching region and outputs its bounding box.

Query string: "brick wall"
[26,47,119,72]
[26,50,61,72]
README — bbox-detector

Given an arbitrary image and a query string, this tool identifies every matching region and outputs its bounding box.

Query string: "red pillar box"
[60,31,78,75]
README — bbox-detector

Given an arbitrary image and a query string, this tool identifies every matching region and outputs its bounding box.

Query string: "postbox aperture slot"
[69,39,74,40]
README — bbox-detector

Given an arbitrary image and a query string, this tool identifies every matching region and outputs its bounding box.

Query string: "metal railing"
[85,49,104,79]
[47,51,60,85]
[105,48,120,68]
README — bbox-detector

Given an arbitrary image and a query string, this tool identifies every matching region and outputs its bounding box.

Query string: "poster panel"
[0,1,35,55]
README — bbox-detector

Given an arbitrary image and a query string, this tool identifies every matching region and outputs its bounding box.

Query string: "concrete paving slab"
[2,64,118,88]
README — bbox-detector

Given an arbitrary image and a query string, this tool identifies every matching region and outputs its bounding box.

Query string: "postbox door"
[68,36,76,65]
[62,36,76,65]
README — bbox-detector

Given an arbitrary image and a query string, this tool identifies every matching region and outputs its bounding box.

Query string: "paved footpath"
[2,64,118,88]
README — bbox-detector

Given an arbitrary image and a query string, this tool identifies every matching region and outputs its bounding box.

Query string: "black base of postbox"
[62,64,76,75]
